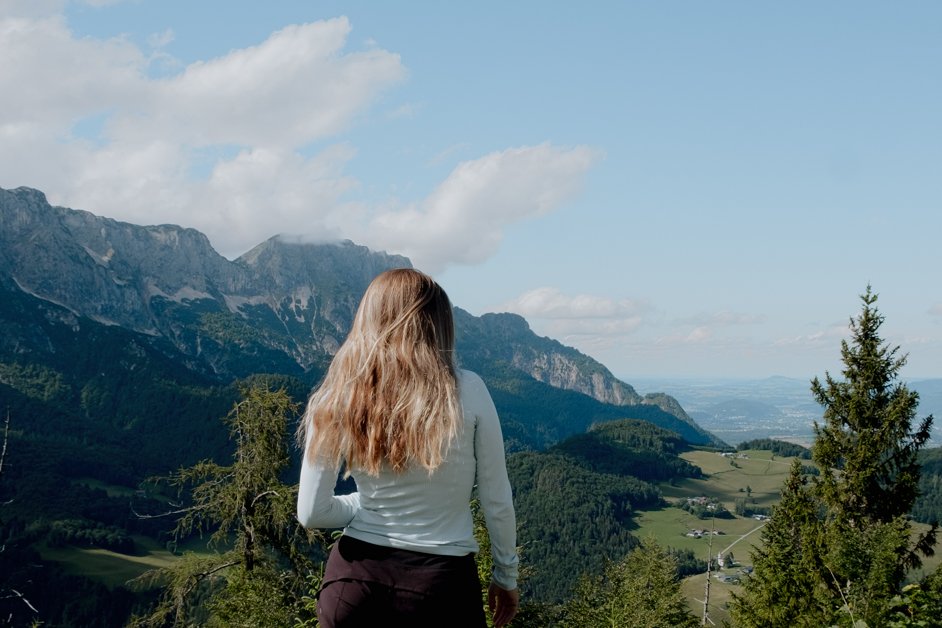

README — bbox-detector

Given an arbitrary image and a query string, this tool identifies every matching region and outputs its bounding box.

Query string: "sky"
[2,0,941,380]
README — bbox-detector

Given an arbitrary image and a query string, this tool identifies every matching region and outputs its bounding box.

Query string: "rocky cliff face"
[0,187,409,373]
[454,310,641,404]
[454,310,702,427]
[1,187,244,332]
[0,185,712,441]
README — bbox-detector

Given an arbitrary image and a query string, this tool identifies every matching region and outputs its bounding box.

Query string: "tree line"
[736,437,812,459]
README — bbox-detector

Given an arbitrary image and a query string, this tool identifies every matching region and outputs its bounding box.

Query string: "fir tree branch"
[251,489,280,507]
[196,559,240,580]
[130,502,208,520]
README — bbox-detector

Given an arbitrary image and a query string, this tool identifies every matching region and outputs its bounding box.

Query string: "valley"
[633,376,942,447]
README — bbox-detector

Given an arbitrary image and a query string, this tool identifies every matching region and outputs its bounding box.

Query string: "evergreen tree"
[810,287,936,624]
[130,385,323,627]
[811,286,933,530]
[732,287,937,627]
[562,538,698,628]
[730,459,829,627]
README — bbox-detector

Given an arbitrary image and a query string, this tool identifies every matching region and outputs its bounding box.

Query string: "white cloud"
[496,287,649,344]
[0,13,597,264]
[347,144,598,272]
[4,0,138,13]
[148,19,405,148]
[0,15,146,128]
[493,289,773,371]
[147,28,174,49]
[621,309,765,349]
[1,0,67,18]
[428,142,470,166]
[81,0,128,7]
[0,14,407,257]
[386,103,419,120]
[773,321,850,347]
[194,144,360,252]
[490,289,768,355]
[930,304,942,318]
[501,287,645,320]
[684,326,712,343]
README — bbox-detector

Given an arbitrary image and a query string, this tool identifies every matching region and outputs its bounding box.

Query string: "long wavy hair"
[301,268,461,476]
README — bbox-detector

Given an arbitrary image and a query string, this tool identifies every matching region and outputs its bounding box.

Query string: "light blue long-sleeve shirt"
[297,369,519,590]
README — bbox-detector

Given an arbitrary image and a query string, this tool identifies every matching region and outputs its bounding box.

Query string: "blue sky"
[2,1,940,380]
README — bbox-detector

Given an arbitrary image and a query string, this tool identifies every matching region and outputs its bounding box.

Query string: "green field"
[664,449,798,508]
[633,449,792,555]
[38,479,196,589]
[625,449,798,624]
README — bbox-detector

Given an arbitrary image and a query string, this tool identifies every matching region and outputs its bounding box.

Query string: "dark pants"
[317,535,487,628]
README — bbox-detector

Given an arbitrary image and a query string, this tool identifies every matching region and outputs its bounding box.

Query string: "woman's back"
[296,269,519,627]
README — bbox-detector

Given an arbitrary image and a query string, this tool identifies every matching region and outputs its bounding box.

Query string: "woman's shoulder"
[456,369,481,381]
[457,368,485,388]
[456,369,493,407]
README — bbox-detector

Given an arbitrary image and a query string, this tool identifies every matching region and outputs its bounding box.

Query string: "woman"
[297,268,519,628]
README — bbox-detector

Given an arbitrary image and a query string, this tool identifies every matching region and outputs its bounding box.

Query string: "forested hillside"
[473,362,718,452]
[554,419,703,481]
[735,438,811,459]
[508,420,702,601]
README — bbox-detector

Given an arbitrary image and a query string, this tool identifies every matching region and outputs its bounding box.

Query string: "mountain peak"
[478,311,532,334]
[10,186,49,205]
[237,235,412,294]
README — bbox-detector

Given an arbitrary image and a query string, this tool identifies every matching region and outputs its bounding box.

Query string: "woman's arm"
[296,440,360,529]
[466,372,519,591]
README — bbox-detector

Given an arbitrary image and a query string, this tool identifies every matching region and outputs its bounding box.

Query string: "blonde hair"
[301,268,461,476]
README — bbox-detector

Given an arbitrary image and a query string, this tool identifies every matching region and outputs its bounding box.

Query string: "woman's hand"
[487,583,519,627]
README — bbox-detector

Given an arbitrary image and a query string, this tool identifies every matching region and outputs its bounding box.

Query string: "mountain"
[454,311,718,448]
[0,186,406,379]
[0,185,719,451]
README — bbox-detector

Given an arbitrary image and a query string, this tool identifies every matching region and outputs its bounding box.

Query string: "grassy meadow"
[71,477,139,498]
[39,536,181,589]
[37,535,223,590]
[632,449,792,554]
[40,481,220,590]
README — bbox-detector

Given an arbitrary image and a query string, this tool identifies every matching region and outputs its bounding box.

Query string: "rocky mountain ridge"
[0,185,715,443]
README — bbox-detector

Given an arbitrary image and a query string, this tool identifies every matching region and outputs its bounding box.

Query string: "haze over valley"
[633,376,942,447]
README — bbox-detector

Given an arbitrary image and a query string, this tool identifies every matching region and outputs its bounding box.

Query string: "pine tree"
[812,286,933,529]
[730,459,829,627]
[130,385,323,627]
[810,287,937,624]
[733,287,937,627]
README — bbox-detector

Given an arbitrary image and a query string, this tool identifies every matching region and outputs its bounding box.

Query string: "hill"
[508,419,704,601]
